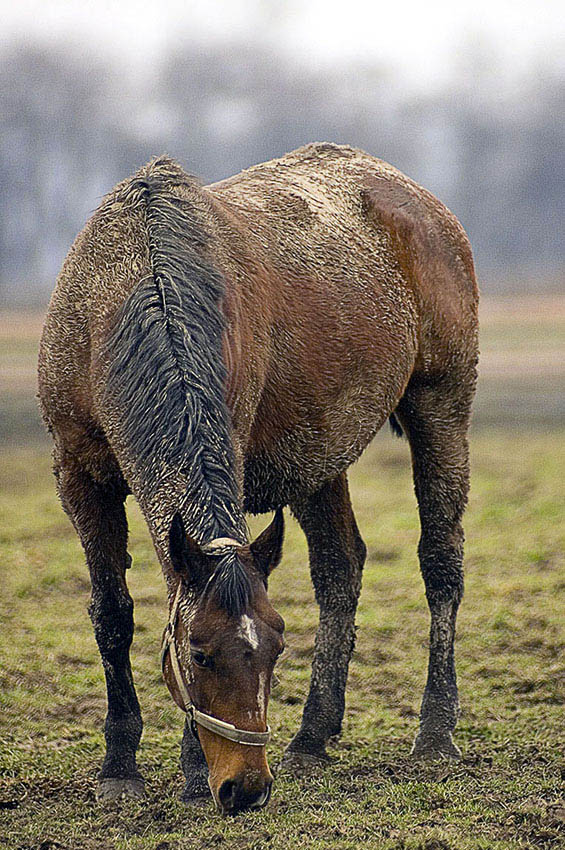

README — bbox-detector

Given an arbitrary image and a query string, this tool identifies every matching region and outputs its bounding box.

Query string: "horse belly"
[242,350,414,514]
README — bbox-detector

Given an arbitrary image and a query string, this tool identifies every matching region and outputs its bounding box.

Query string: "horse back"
[211,142,478,356]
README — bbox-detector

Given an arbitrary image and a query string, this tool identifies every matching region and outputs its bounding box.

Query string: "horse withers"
[38,143,479,814]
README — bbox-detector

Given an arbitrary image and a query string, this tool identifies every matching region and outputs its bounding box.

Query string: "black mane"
[104,157,248,613]
[206,551,252,617]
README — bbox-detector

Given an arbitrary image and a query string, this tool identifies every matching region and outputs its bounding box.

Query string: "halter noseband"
[160,537,271,748]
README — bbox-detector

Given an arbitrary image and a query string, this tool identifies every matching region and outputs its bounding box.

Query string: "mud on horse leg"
[56,456,145,799]
[285,473,366,763]
[396,376,472,759]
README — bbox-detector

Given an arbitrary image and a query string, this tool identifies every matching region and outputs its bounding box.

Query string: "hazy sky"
[2,0,564,89]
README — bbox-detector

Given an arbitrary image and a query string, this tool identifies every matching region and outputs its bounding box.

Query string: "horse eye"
[192,650,213,669]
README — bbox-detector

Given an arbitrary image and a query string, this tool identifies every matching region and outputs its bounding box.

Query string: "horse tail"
[389,412,404,438]
[102,157,246,548]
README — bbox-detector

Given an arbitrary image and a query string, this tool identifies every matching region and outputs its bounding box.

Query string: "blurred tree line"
[1,39,563,304]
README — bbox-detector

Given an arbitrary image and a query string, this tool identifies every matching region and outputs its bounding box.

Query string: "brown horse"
[38,143,478,814]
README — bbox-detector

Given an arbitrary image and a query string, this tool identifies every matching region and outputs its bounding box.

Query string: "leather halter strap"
[160,539,271,748]
[202,537,242,552]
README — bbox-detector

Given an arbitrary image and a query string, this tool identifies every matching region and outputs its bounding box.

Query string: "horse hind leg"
[285,472,366,764]
[395,372,474,759]
[55,447,145,799]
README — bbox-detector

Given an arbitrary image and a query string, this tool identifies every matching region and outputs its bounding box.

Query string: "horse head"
[162,509,285,814]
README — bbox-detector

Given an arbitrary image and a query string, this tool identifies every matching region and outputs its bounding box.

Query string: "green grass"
[1,431,564,850]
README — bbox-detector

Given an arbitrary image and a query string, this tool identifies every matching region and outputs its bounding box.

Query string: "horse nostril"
[250,781,272,809]
[218,778,272,813]
[218,779,237,811]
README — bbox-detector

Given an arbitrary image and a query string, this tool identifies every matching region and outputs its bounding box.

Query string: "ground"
[0,298,564,850]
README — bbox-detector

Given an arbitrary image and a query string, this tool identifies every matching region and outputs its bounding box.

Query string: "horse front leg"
[180,718,210,802]
[56,456,144,800]
[286,473,366,763]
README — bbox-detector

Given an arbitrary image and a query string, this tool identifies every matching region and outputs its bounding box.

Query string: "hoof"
[280,748,331,772]
[96,777,146,802]
[180,775,211,805]
[411,732,461,761]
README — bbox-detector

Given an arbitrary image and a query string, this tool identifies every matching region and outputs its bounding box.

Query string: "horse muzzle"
[216,773,273,814]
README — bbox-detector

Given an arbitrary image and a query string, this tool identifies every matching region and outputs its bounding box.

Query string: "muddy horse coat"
[38,143,479,813]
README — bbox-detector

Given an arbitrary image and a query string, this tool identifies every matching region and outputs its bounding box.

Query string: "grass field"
[0,299,564,849]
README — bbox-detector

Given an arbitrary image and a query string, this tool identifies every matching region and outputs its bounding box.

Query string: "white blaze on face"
[257,671,267,718]
[236,614,268,721]
[238,614,259,650]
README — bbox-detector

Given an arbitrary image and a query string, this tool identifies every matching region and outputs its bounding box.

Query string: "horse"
[38,142,479,815]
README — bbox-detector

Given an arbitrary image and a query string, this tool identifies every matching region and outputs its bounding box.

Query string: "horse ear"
[250,508,284,578]
[169,512,207,582]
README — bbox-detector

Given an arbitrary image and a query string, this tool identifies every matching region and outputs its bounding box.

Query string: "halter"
[160,537,271,747]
